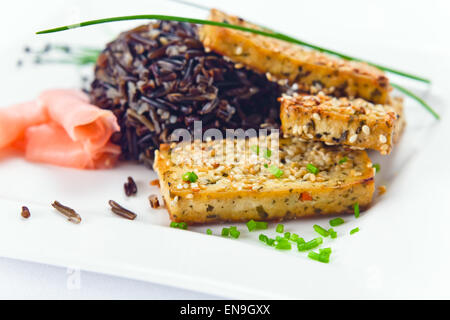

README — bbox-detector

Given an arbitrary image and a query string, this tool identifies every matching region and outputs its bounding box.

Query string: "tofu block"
[199,9,391,104]
[280,93,405,155]
[154,136,375,224]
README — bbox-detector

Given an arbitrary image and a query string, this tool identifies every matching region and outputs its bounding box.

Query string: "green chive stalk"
[36,14,438,118]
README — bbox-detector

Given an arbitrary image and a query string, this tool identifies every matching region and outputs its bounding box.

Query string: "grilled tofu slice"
[199,9,391,104]
[154,136,374,224]
[280,93,405,155]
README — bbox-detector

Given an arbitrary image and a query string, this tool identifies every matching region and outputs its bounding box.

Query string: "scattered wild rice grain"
[51,201,82,224]
[149,194,160,208]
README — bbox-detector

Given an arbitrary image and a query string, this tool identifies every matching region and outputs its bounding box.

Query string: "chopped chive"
[372,163,380,173]
[170,221,179,228]
[308,251,330,263]
[306,163,319,174]
[267,238,275,246]
[256,221,268,230]
[298,237,323,251]
[247,220,267,231]
[263,164,268,168]
[230,229,240,239]
[319,248,332,255]
[221,227,229,237]
[350,227,360,235]
[284,232,291,239]
[313,224,330,237]
[329,228,337,239]
[329,217,345,227]
[229,226,237,231]
[206,228,212,235]
[36,15,431,85]
[250,145,259,155]
[354,202,360,218]
[338,157,348,164]
[247,219,257,231]
[290,233,299,241]
[276,224,284,233]
[296,237,305,245]
[275,239,292,250]
[182,171,198,183]
[259,234,268,243]
[268,165,284,178]
[308,249,331,263]
[276,235,283,242]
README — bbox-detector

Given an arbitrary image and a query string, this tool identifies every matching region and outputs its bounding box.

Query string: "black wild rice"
[148,194,160,208]
[124,176,138,196]
[90,21,281,168]
[108,200,137,220]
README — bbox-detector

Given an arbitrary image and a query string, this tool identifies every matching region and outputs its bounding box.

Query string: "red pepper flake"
[300,192,313,201]
[150,179,160,187]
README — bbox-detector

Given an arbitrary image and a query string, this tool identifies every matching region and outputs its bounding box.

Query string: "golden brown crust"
[280,93,405,155]
[199,9,391,104]
[154,137,375,224]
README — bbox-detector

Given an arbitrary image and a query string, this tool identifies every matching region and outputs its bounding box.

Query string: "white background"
[0,0,449,299]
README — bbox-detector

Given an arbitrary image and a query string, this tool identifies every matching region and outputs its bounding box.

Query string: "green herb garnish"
[350,227,360,235]
[329,217,345,227]
[221,227,229,237]
[354,202,360,218]
[262,148,272,160]
[230,229,240,239]
[36,15,430,83]
[329,228,337,239]
[372,163,380,173]
[308,248,332,263]
[391,83,439,120]
[170,221,187,229]
[313,224,329,237]
[275,239,292,250]
[306,164,319,174]
[182,171,198,183]
[250,145,259,155]
[284,232,291,239]
[268,165,284,178]
[247,219,268,231]
[259,234,268,243]
[206,228,212,235]
[338,157,348,164]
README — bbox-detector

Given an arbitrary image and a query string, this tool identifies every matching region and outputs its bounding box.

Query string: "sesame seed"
[379,134,387,143]
[312,113,321,121]
[349,134,358,143]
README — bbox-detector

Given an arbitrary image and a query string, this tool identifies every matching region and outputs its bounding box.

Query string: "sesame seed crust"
[199,9,391,104]
[154,136,374,224]
[280,92,405,155]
